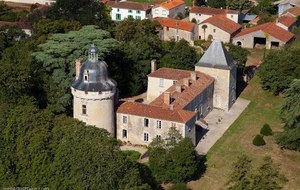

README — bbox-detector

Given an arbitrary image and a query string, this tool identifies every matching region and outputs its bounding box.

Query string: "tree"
[252,0,276,15]
[45,0,111,28]
[258,47,300,94]
[252,135,266,146]
[206,0,227,8]
[33,25,117,113]
[227,0,252,10]
[202,24,207,40]
[149,127,198,182]
[260,124,273,136]
[227,43,249,70]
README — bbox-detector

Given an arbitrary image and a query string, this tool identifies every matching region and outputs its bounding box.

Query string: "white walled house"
[274,0,300,15]
[152,0,186,18]
[108,1,151,21]
[276,15,297,31]
[189,6,241,24]
[156,17,198,45]
[198,15,241,43]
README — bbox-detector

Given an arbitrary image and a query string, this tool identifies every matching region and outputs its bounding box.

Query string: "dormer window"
[84,70,89,81]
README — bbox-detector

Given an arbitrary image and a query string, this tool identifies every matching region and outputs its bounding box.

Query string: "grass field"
[188,76,300,190]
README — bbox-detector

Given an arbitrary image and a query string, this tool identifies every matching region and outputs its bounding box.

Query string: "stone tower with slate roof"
[195,40,237,111]
[71,44,117,136]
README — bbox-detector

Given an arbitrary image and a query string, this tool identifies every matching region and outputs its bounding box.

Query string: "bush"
[260,124,273,136]
[253,135,266,146]
[122,150,141,161]
[169,183,190,190]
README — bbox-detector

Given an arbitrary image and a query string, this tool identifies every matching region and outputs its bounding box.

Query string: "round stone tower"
[71,44,117,136]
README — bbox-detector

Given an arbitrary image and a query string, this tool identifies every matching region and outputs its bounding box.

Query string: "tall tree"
[227,0,252,10]
[33,25,117,113]
[206,0,227,8]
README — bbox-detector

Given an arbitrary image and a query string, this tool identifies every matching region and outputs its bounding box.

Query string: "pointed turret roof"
[195,40,236,70]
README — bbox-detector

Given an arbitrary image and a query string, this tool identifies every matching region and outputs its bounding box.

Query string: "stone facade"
[198,23,232,42]
[159,25,198,44]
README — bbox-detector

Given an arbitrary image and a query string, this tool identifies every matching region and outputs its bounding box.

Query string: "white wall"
[226,13,239,23]
[111,7,147,21]
[198,23,231,43]
[147,77,176,102]
[2,0,55,4]
[152,6,169,18]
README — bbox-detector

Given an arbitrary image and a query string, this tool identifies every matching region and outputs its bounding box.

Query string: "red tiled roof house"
[156,17,198,44]
[232,22,295,49]
[152,0,186,19]
[276,15,297,31]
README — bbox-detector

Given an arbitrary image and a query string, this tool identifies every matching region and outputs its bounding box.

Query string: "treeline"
[258,47,300,151]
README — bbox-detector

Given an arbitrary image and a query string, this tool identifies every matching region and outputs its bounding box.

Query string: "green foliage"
[0,2,28,21]
[32,25,117,113]
[206,0,227,8]
[258,47,300,94]
[276,79,300,151]
[260,124,273,136]
[169,183,190,190]
[252,135,266,146]
[160,39,199,70]
[227,43,249,70]
[149,128,198,183]
[227,0,252,10]
[252,0,276,15]
[32,19,81,37]
[0,105,155,189]
[257,12,275,25]
[123,150,141,161]
[46,0,112,28]
[228,155,287,190]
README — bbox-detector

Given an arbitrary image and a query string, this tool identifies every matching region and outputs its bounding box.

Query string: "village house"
[156,17,198,44]
[281,6,300,17]
[189,6,241,24]
[108,1,151,21]
[198,15,241,43]
[152,0,186,19]
[276,15,297,31]
[274,0,300,16]
[232,22,295,49]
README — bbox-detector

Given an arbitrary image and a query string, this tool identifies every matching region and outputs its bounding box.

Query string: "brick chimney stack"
[164,92,171,105]
[151,59,157,73]
[75,59,83,80]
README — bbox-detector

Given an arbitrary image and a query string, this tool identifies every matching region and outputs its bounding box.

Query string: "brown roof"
[0,21,31,29]
[282,7,300,17]
[148,67,192,80]
[201,15,241,34]
[156,17,195,32]
[234,22,295,42]
[107,1,150,10]
[249,16,260,25]
[190,6,239,15]
[158,0,185,10]
[278,15,297,27]
[117,102,196,123]
[150,69,214,110]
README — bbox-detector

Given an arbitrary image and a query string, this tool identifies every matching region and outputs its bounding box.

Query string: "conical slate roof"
[195,40,236,70]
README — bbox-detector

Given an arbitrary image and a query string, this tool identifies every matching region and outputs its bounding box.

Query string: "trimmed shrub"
[169,183,190,190]
[260,124,273,136]
[253,135,266,146]
[122,150,141,161]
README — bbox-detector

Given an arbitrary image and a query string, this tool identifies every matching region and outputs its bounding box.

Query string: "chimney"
[170,104,174,111]
[164,92,171,106]
[75,59,83,80]
[151,59,157,73]
[183,78,189,87]
[175,84,182,93]
[190,71,197,80]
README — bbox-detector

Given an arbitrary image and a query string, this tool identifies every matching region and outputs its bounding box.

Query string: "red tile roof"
[158,0,185,10]
[249,16,260,25]
[201,15,241,34]
[148,67,192,80]
[283,7,300,17]
[278,15,297,27]
[234,23,295,42]
[150,69,214,110]
[117,101,196,123]
[190,6,239,15]
[107,1,150,11]
[155,17,195,32]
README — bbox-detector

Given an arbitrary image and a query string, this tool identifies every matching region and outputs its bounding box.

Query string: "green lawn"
[188,76,300,190]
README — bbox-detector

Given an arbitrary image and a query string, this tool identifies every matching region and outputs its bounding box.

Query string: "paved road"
[195,98,250,155]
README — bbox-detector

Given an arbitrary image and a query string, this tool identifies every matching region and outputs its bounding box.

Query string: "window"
[213,29,216,33]
[162,10,167,15]
[128,15,133,19]
[159,79,164,87]
[116,13,121,21]
[123,116,127,124]
[156,135,161,141]
[136,10,140,14]
[144,118,149,127]
[136,16,141,20]
[173,80,177,84]
[171,122,176,127]
[157,120,161,129]
[128,9,132,13]
[166,27,169,31]
[144,133,149,141]
[84,70,89,81]
[155,9,159,14]
[122,129,127,138]
[82,105,87,115]
[117,8,120,12]
[231,15,233,18]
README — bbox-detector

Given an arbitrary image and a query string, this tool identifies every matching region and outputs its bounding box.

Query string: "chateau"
[71,40,237,146]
